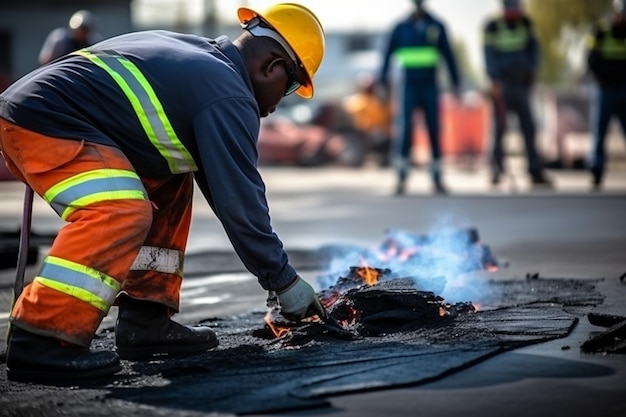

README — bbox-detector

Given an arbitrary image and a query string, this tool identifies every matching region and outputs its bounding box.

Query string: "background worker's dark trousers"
[587,84,626,181]
[394,83,443,186]
[490,82,543,177]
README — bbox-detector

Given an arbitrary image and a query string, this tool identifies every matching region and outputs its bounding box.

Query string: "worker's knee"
[122,198,154,235]
[93,198,154,239]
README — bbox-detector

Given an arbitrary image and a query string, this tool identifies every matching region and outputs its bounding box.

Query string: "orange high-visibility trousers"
[0,118,194,346]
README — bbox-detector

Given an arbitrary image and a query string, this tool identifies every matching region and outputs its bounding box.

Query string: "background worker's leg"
[508,86,542,176]
[588,87,614,186]
[615,86,626,151]
[0,119,151,346]
[122,173,194,311]
[421,84,445,192]
[393,86,417,194]
[490,94,507,184]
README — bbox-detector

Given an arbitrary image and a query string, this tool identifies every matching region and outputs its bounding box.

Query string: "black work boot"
[394,181,406,196]
[530,171,553,188]
[432,172,448,195]
[115,296,218,360]
[591,169,603,191]
[6,326,121,383]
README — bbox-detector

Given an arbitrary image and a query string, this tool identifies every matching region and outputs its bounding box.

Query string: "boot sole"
[115,338,219,361]
[7,363,122,383]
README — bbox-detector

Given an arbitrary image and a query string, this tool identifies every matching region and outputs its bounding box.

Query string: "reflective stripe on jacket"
[482,15,539,84]
[74,50,197,174]
[587,20,626,86]
[380,12,459,87]
[483,18,529,52]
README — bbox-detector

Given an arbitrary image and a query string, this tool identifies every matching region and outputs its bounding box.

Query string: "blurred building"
[0,0,132,90]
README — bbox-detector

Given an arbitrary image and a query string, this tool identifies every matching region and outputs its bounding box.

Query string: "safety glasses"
[246,17,303,96]
[282,60,302,96]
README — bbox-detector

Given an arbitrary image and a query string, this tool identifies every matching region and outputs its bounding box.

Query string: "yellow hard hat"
[238,3,325,99]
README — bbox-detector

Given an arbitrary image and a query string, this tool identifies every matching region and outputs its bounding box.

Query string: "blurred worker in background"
[585,0,626,191]
[482,0,552,188]
[342,72,393,167]
[379,0,461,195]
[0,3,325,383]
[38,9,103,66]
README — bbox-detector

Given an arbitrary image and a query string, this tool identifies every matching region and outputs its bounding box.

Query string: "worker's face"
[252,54,303,117]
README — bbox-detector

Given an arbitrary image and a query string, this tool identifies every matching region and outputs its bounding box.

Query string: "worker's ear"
[263,56,284,81]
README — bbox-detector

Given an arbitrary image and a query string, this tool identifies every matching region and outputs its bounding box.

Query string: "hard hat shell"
[238,3,325,99]
[69,10,96,30]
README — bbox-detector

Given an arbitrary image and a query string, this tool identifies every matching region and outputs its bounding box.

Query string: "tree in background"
[526,0,613,86]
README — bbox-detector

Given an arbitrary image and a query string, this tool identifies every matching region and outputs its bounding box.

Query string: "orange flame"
[264,310,290,338]
[356,260,380,286]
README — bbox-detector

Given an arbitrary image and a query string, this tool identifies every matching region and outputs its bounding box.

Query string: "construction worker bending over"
[379,0,461,195]
[483,0,552,188]
[585,0,626,190]
[0,3,325,383]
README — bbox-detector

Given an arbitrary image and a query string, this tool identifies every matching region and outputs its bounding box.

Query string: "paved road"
[1,159,625,416]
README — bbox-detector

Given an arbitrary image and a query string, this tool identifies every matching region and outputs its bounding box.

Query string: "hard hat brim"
[237,7,314,99]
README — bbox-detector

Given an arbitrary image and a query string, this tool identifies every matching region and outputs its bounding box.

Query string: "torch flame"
[264,310,290,338]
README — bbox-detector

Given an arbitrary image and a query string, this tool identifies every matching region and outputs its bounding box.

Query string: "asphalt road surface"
[1,160,625,416]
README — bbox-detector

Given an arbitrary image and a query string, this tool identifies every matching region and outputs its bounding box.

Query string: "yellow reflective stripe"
[485,19,528,51]
[395,47,439,67]
[35,255,121,313]
[598,36,626,59]
[36,277,110,312]
[43,169,146,221]
[117,58,197,172]
[45,169,140,203]
[60,190,145,220]
[73,50,197,174]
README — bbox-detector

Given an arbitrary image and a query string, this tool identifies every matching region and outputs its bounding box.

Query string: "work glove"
[276,276,326,322]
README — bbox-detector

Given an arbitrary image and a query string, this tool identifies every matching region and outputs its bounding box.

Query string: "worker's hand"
[276,276,325,322]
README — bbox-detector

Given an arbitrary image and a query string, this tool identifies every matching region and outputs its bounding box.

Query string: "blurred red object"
[258,117,366,167]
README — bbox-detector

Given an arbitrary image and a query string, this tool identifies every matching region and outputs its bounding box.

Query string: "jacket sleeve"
[436,21,461,89]
[525,17,540,74]
[379,25,400,86]
[586,25,603,77]
[192,96,297,291]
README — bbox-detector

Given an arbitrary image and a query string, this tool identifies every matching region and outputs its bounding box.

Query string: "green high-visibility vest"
[594,29,626,60]
[484,18,529,52]
[395,46,439,68]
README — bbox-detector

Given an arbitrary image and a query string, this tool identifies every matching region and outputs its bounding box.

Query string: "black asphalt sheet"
[101,277,603,415]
